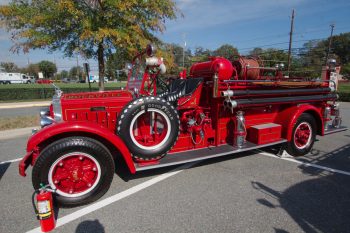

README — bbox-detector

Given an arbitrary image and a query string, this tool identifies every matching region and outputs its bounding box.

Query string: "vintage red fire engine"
[19,44,347,207]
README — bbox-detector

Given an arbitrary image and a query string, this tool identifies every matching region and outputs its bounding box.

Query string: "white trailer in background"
[87,75,108,83]
[0,73,34,84]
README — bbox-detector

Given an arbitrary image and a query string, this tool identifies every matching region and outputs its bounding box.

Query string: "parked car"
[36,79,53,84]
[61,78,77,83]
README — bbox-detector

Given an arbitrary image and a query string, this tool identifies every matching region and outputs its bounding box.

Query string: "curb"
[0,101,51,109]
[0,126,39,140]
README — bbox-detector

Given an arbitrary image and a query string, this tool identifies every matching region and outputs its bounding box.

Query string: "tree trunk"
[97,42,105,91]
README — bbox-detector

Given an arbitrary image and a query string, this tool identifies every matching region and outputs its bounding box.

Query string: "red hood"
[60,90,133,132]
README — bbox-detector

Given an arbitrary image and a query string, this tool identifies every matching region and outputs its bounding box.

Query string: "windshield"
[127,57,145,91]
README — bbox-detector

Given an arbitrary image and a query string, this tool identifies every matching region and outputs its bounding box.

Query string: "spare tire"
[116,96,180,161]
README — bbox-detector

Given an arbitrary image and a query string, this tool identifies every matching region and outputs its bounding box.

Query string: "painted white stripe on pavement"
[0,158,22,164]
[259,151,350,176]
[26,162,197,233]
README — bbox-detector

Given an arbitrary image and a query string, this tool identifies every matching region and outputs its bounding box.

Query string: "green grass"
[339,82,350,93]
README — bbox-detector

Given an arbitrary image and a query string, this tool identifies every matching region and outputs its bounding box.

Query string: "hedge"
[0,87,119,101]
[338,92,350,102]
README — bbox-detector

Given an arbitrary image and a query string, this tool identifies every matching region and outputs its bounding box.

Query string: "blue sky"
[0,0,350,72]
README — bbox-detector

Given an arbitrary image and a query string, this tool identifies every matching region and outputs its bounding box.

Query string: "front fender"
[26,121,135,174]
[275,104,323,141]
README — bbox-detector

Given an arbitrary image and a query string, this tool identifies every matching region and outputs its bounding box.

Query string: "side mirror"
[146,44,156,57]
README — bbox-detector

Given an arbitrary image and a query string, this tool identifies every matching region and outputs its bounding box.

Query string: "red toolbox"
[247,123,282,145]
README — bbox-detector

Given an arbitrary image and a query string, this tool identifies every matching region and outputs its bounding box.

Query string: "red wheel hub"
[49,153,100,196]
[294,122,312,149]
[132,111,168,147]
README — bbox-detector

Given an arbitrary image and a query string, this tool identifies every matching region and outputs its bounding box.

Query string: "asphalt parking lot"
[0,102,349,233]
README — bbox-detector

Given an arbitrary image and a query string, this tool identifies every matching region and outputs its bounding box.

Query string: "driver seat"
[161,78,203,102]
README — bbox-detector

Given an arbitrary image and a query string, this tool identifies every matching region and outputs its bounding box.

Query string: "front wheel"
[286,113,317,157]
[32,137,115,207]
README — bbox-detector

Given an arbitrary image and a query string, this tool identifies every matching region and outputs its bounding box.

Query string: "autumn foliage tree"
[0,0,178,90]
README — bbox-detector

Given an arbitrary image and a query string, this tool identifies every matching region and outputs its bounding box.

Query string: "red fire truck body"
[19,45,346,207]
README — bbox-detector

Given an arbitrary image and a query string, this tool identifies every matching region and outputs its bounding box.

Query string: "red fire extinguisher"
[32,184,56,232]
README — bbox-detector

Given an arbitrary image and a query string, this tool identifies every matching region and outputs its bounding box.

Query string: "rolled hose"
[227,93,337,108]
[221,87,332,97]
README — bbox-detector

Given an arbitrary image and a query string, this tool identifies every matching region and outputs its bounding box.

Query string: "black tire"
[117,96,180,161]
[32,137,115,208]
[26,80,31,84]
[286,113,317,157]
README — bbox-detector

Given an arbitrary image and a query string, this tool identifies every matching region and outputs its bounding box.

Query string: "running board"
[135,139,287,171]
[324,126,348,135]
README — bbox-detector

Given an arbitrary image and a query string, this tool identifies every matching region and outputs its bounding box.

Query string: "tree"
[163,43,191,71]
[0,62,19,72]
[249,47,264,56]
[69,66,84,80]
[341,63,350,80]
[0,0,178,90]
[26,64,40,78]
[213,44,239,59]
[105,48,132,81]
[38,60,57,78]
[61,70,69,79]
[54,70,69,81]
[329,32,350,64]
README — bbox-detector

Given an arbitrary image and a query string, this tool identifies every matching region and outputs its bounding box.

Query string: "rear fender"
[275,104,323,141]
[27,121,135,174]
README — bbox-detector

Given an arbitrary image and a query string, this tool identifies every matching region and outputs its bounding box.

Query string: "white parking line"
[259,151,350,176]
[0,158,22,164]
[26,162,197,233]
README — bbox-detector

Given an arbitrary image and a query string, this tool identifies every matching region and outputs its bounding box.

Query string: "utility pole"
[182,33,186,68]
[76,55,80,81]
[287,9,295,76]
[325,23,335,64]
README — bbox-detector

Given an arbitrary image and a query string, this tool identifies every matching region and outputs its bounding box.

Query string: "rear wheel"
[32,137,115,207]
[286,113,316,156]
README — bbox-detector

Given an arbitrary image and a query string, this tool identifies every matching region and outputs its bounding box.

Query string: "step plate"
[324,126,348,135]
[135,139,287,171]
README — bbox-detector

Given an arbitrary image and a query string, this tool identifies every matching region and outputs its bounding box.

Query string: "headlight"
[40,116,54,128]
[39,107,53,128]
[40,107,50,117]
